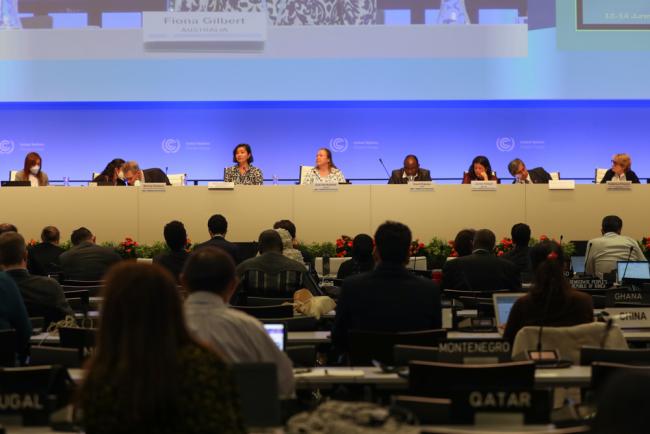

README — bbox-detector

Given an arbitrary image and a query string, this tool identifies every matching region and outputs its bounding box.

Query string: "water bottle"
[64,176,70,187]
[272,174,279,185]
[0,0,21,29]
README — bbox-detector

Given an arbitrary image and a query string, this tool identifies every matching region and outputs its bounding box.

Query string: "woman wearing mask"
[93,158,127,185]
[15,152,49,186]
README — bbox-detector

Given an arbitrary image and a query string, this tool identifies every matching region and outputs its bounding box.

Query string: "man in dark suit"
[27,226,65,276]
[122,161,171,185]
[59,227,122,281]
[153,220,189,282]
[441,229,521,292]
[0,232,72,327]
[195,214,240,264]
[332,221,442,352]
[388,155,432,184]
[507,158,552,184]
[503,223,532,277]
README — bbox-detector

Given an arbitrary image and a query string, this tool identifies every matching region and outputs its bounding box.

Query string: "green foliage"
[298,241,336,258]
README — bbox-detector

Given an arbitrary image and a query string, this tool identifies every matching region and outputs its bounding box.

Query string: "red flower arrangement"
[494,238,514,257]
[335,235,353,258]
[448,240,459,257]
[409,239,427,257]
[118,237,139,259]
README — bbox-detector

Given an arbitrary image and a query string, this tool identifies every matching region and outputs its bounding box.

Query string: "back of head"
[41,226,60,244]
[122,160,140,174]
[207,214,228,236]
[454,229,476,257]
[473,229,496,252]
[0,231,26,267]
[182,247,235,295]
[100,158,125,178]
[529,240,569,299]
[352,234,374,262]
[273,219,296,239]
[602,215,623,234]
[71,227,93,246]
[163,221,187,251]
[0,223,18,235]
[258,230,283,254]
[375,221,411,265]
[82,262,191,423]
[511,223,531,247]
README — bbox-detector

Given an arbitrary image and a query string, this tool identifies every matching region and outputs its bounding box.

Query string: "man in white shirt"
[585,215,646,277]
[182,246,295,397]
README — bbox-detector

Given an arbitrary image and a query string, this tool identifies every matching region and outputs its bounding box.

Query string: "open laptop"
[263,323,287,351]
[492,293,524,334]
[617,261,650,283]
[571,256,586,274]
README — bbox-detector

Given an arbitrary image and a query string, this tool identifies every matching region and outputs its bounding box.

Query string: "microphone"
[620,245,635,283]
[584,242,593,276]
[165,166,168,174]
[378,158,390,178]
[559,235,564,245]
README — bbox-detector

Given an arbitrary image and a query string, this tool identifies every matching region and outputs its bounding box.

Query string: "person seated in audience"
[235,230,321,299]
[600,153,640,183]
[336,233,375,280]
[441,229,521,292]
[14,152,49,186]
[195,214,240,264]
[0,232,72,327]
[121,160,171,185]
[503,240,593,343]
[585,215,646,277]
[78,262,245,434]
[0,271,32,364]
[388,154,432,184]
[507,158,552,184]
[59,227,122,281]
[452,229,475,258]
[224,143,264,185]
[182,247,295,397]
[27,226,65,276]
[302,148,346,184]
[93,158,126,185]
[462,155,498,183]
[153,221,189,283]
[332,221,442,352]
[273,219,314,270]
[0,223,18,235]
[503,223,532,275]
[275,228,305,266]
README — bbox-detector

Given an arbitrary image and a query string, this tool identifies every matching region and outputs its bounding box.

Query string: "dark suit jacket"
[59,241,122,281]
[388,168,432,184]
[336,258,375,280]
[503,246,532,275]
[6,269,72,327]
[600,169,640,184]
[332,262,442,351]
[153,250,189,283]
[27,242,64,276]
[195,236,240,264]
[143,168,171,185]
[511,167,552,184]
[441,250,521,292]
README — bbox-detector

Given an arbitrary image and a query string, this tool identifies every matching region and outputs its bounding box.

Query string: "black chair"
[246,296,293,307]
[61,280,104,287]
[286,345,317,367]
[581,347,650,366]
[260,316,318,332]
[392,395,450,425]
[0,329,17,367]
[233,304,294,319]
[233,242,259,262]
[408,360,535,398]
[348,329,447,366]
[591,361,650,396]
[59,327,96,359]
[30,347,81,368]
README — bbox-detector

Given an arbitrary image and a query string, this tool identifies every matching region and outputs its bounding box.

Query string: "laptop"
[492,293,524,334]
[571,256,586,274]
[263,323,287,352]
[617,261,650,283]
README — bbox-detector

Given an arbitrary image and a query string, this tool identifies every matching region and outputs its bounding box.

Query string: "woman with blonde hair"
[601,153,640,183]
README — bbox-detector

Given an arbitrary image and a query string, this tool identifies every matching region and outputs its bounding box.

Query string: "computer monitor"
[617,261,650,282]
[492,293,524,331]
[571,256,586,274]
[263,323,286,352]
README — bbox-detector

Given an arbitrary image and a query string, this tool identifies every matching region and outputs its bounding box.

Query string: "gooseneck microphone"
[620,245,635,283]
[378,158,390,178]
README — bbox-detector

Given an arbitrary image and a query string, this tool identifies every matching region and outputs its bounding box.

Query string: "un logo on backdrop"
[0,139,15,155]
[162,138,181,154]
[496,137,515,152]
[329,137,348,153]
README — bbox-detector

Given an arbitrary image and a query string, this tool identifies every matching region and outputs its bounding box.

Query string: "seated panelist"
[93,158,126,185]
[600,153,640,183]
[507,158,552,184]
[14,152,49,186]
[388,154,432,184]
[301,148,346,184]
[223,143,263,185]
[122,161,171,186]
[462,155,498,183]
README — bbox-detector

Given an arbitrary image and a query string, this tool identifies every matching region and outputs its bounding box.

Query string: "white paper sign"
[208,182,235,190]
[607,181,632,191]
[548,180,576,190]
[471,181,497,191]
[604,308,650,329]
[313,183,339,192]
[141,183,167,192]
[409,181,435,192]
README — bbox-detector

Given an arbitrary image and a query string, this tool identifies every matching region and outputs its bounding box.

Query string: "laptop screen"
[492,293,524,329]
[263,323,286,351]
[571,256,585,274]
[617,261,650,282]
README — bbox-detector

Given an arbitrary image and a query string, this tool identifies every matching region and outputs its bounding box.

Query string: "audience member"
[336,234,375,280]
[0,271,32,363]
[441,229,521,292]
[273,219,314,270]
[503,223,532,275]
[332,221,442,352]
[195,214,240,264]
[121,161,171,185]
[452,229,476,258]
[78,262,245,434]
[0,232,72,327]
[27,225,65,276]
[275,228,305,265]
[153,221,189,283]
[507,158,552,184]
[14,152,49,186]
[585,215,646,277]
[236,230,320,299]
[182,247,294,397]
[0,223,18,235]
[388,154,432,184]
[59,227,121,281]
[503,241,593,343]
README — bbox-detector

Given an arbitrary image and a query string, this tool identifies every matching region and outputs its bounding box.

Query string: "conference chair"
[166,173,186,186]
[61,279,105,287]
[239,269,306,298]
[595,168,608,183]
[30,346,81,369]
[9,170,17,181]
[580,347,650,366]
[590,361,650,396]
[550,172,560,181]
[0,329,17,367]
[298,165,313,184]
[286,345,317,367]
[233,304,294,320]
[348,329,447,366]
